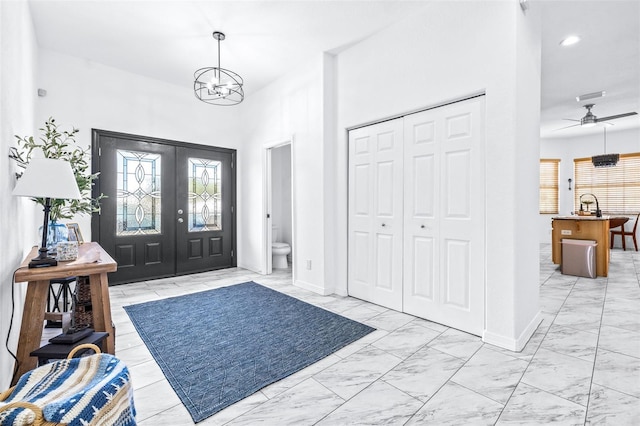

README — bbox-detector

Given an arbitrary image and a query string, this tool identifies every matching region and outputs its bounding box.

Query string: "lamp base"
[28,256,58,268]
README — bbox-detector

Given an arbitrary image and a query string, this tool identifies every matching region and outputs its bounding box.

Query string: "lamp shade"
[12,158,82,200]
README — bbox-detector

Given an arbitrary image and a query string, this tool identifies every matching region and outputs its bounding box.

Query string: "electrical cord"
[5,268,21,386]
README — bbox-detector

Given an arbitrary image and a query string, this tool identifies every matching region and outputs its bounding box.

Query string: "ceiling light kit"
[194,31,244,106]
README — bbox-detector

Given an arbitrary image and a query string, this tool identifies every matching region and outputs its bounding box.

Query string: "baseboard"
[294,279,332,296]
[483,311,542,352]
[237,262,263,274]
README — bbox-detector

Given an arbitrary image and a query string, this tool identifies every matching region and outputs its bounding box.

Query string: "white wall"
[36,49,243,240]
[333,1,542,349]
[239,0,542,349]
[0,0,39,389]
[539,127,640,245]
[237,55,328,293]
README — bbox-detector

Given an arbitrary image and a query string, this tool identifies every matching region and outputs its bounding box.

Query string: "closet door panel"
[403,111,440,316]
[443,238,471,309]
[437,97,485,335]
[444,149,471,218]
[404,97,485,336]
[348,119,403,311]
[410,235,435,300]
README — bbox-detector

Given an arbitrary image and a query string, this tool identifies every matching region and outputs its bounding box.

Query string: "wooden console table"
[12,242,117,385]
[551,216,610,277]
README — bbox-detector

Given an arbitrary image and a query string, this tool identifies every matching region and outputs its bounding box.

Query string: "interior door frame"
[91,129,237,281]
[262,135,296,279]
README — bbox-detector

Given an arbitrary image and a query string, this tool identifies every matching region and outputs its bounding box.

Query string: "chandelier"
[592,127,619,168]
[194,31,244,106]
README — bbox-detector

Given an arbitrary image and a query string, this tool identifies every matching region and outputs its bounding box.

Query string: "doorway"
[92,130,236,285]
[264,140,294,275]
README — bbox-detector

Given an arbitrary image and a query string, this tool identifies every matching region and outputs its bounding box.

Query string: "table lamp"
[12,158,82,268]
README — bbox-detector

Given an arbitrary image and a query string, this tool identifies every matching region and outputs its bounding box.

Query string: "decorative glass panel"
[116,150,161,236]
[188,158,222,232]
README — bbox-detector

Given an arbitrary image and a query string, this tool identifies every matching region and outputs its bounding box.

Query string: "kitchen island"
[551,215,610,277]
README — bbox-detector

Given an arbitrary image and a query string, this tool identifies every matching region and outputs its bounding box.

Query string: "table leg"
[12,280,49,386]
[89,273,115,355]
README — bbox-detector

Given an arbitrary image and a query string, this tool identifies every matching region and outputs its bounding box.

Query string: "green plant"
[9,117,106,221]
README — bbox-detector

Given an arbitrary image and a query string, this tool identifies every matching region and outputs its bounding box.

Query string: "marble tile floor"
[106,245,640,425]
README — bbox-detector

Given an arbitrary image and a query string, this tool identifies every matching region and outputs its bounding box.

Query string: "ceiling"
[27,0,640,139]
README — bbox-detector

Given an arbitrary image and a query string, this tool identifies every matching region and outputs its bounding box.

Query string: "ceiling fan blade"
[554,123,581,131]
[597,112,638,122]
[562,118,581,122]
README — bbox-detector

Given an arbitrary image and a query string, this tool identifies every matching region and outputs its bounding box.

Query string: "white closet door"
[402,110,439,317]
[403,97,485,335]
[348,119,404,310]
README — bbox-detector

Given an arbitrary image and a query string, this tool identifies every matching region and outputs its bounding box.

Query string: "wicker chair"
[0,344,136,426]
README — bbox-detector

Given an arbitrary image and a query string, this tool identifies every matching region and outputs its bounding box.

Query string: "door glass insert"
[187,157,222,232]
[116,150,161,236]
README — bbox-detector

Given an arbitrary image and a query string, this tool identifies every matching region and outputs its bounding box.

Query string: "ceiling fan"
[557,103,638,130]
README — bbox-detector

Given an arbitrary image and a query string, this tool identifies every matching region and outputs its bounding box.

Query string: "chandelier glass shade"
[194,31,244,106]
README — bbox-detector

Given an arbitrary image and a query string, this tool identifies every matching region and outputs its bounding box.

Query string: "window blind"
[574,152,640,214]
[540,159,560,214]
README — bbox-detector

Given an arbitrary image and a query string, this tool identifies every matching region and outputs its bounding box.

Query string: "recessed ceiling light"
[560,35,581,46]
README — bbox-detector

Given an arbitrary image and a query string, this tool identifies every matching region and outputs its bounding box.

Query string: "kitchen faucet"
[579,193,602,217]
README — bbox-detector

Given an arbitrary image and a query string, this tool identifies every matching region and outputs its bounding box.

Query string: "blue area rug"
[124,281,375,423]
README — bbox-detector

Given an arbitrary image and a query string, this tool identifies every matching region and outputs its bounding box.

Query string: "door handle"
[381,223,386,227]
[178,209,184,215]
[178,218,184,223]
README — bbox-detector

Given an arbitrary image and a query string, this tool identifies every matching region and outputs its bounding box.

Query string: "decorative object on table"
[9,117,106,249]
[55,241,78,261]
[194,31,244,106]
[42,221,70,253]
[124,281,375,423]
[0,344,136,426]
[65,222,84,243]
[12,158,82,268]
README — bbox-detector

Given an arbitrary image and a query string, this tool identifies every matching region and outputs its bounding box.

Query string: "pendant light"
[592,127,619,168]
[194,31,244,106]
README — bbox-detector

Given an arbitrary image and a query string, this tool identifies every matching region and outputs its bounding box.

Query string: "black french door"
[92,130,236,285]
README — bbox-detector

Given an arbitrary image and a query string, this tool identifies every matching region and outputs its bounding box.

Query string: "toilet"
[272,225,291,269]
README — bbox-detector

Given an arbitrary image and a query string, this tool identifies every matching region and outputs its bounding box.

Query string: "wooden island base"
[551,216,610,277]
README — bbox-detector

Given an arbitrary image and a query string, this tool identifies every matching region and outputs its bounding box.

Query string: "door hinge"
[231,206,234,213]
[98,147,101,156]
[231,250,234,257]
[231,161,234,169]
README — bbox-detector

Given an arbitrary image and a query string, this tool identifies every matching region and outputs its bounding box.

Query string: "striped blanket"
[0,354,135,426]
